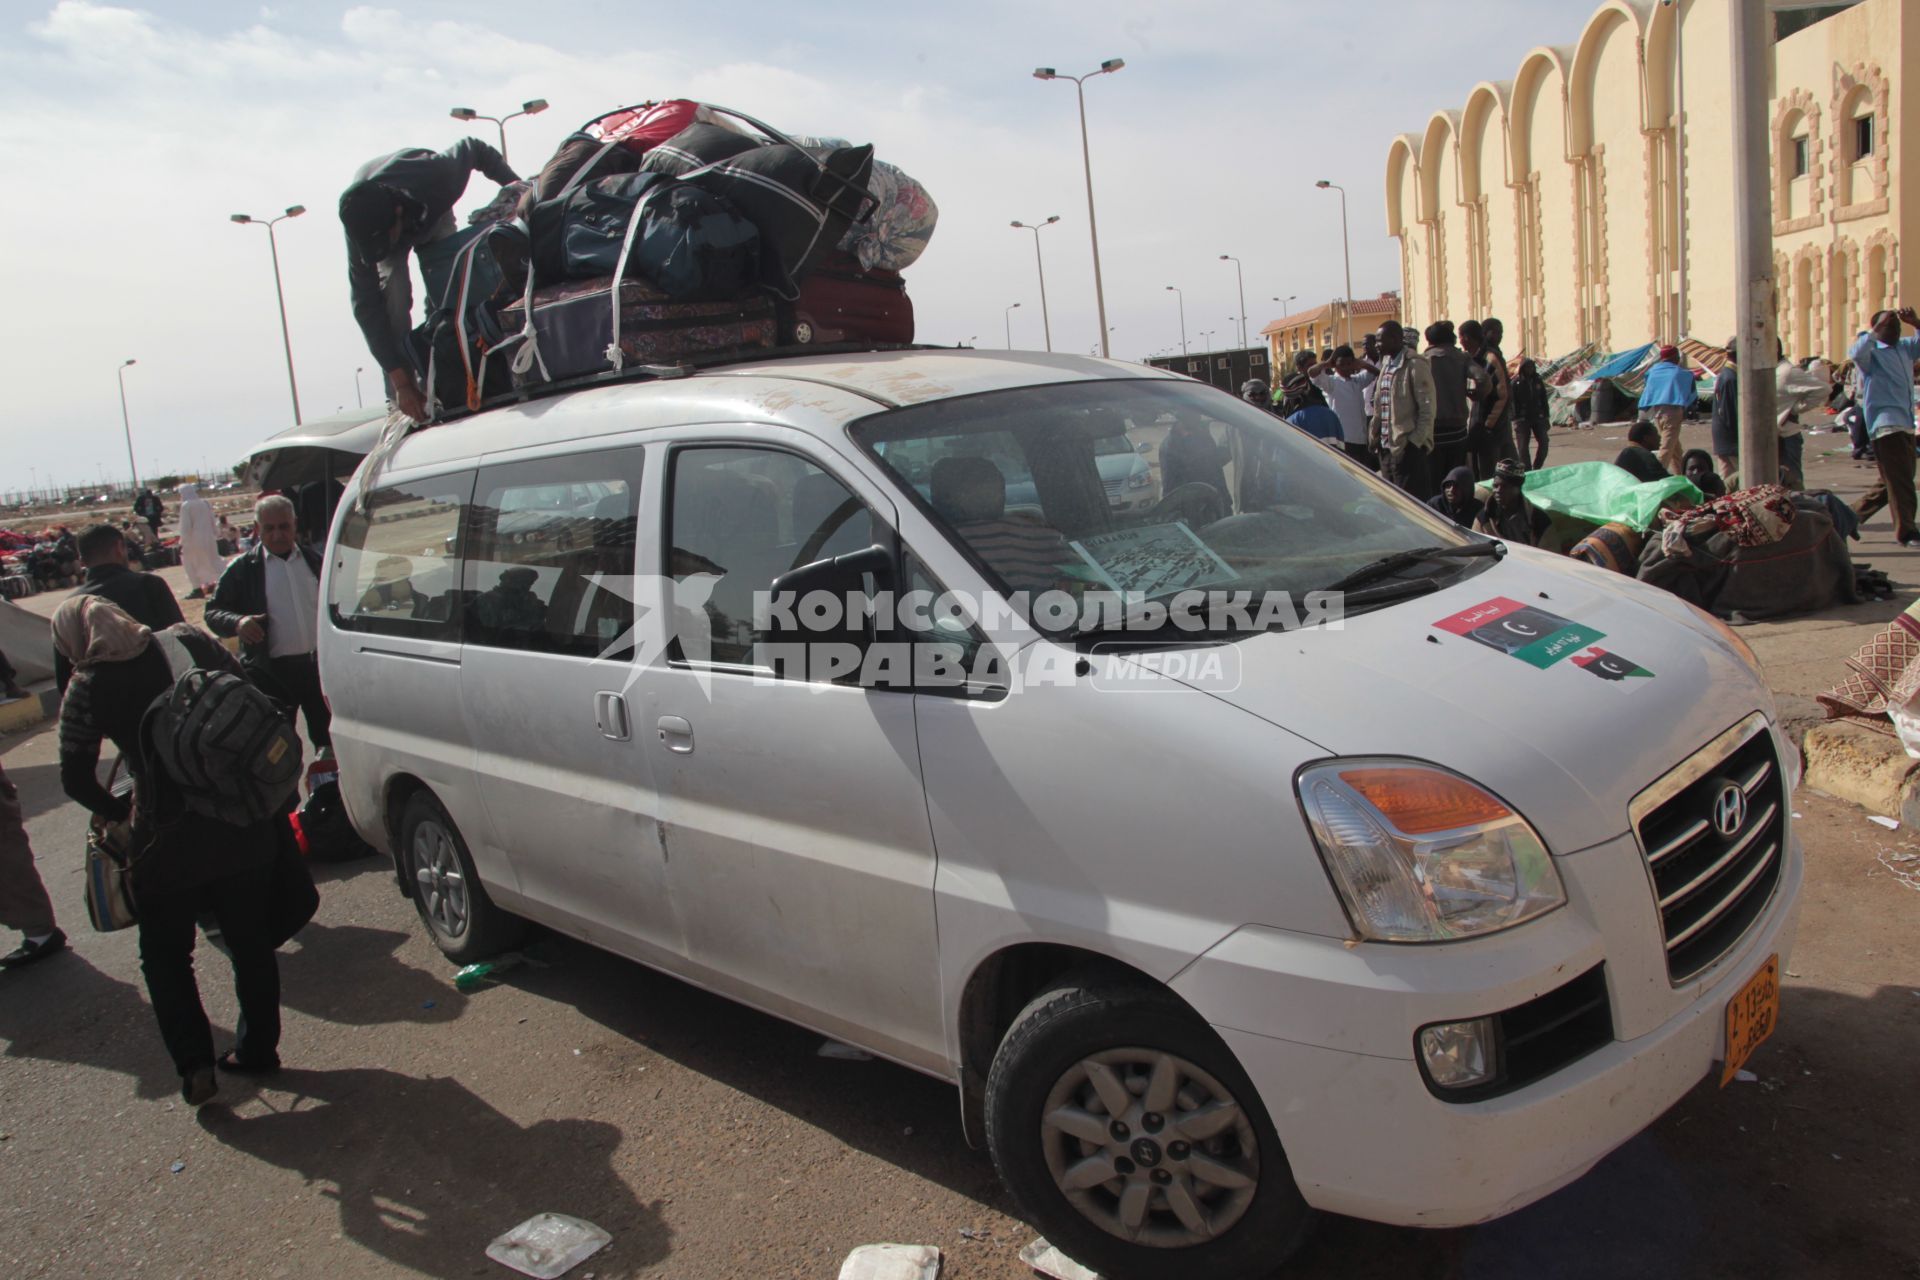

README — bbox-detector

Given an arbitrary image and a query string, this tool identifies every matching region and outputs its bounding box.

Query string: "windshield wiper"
[1324,539,1504,593]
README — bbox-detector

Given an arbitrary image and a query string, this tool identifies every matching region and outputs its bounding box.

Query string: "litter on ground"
[1867,815,1900,830]
[1020,1238,1103,1280]
[836,1242,942,1280]
[485,1212,610,1279]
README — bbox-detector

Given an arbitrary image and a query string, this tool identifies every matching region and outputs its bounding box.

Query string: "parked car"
[320,349,1799,1280]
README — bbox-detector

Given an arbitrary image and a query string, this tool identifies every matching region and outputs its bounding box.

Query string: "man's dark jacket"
[205,544,326,674]
[345,138,519,374]
[53,564,186,692]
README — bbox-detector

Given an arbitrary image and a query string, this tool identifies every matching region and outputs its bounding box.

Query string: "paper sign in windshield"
[1069,523,1240,597]
[1433,596,1603,669]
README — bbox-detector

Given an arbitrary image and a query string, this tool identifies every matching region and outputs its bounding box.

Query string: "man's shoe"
[182,1067,219,1106]
[216,1048,281,1076]
[0,929,67,969]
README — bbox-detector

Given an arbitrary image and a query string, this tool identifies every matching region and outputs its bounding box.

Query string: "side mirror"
[756,544,891,680]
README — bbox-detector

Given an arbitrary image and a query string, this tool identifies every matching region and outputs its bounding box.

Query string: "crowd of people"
[0,493,333,1108]
[1237,305,1920,551]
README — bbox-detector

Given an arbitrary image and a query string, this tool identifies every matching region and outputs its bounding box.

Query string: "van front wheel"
[399,791,524,961]
[984,981,1311,1280]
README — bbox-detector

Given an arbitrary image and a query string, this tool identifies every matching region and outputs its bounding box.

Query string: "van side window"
[667,446,876,667]
[330,473,473,640]
[464,449,643,659]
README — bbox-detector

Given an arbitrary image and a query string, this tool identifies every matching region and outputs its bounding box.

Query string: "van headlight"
[1128,469,1152,488]
[1297,760,1565,942]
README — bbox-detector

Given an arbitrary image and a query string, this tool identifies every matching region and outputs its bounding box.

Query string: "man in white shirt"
[204,495,331,750]
[1309,344,1380,470]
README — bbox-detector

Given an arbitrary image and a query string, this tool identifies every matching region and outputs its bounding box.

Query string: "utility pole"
[1730,0,1777,490]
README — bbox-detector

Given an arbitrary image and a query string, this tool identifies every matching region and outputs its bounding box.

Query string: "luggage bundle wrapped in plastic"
[411,99,938,420]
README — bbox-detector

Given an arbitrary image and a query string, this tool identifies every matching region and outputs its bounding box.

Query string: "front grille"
[1632,718,1785,982]
[1102,476,1125,502]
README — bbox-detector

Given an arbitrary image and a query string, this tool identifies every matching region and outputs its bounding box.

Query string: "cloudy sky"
[0,0,1597,496]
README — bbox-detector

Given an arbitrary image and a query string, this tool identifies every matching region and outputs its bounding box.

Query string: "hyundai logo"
[1712,783,1748,839]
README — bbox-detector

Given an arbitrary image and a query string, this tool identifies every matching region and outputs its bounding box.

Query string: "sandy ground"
[1,418,1917,1279]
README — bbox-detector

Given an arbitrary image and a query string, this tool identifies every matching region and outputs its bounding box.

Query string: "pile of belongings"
[1818,598,1920,755]
[414,99,939,418]
[1523,462,1859,619]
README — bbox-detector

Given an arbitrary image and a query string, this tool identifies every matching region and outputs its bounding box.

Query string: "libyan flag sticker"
[1572,646,1655,683]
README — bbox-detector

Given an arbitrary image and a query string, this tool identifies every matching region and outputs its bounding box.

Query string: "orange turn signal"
[1337,767,1512,835]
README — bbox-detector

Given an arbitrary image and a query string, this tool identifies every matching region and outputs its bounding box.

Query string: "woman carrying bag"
[53,596,297,1107]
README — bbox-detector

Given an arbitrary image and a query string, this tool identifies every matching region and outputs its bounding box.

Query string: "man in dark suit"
[54,524,186,692]
[205,495,330,751]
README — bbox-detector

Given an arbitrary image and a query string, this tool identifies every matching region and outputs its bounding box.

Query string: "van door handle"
[657,715,694,754]
[594,692,631,741]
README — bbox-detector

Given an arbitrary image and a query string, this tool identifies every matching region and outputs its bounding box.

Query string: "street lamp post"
[1010,217,1060,351]
[1033,60,1124,358]
[116,359,140,492]
[449,98,549,163]
[1221,255,1248,347]
[231,206,307,425]
[1165,286,1188,357]
[1315,180,1356,345]
[1004,302,1022,349]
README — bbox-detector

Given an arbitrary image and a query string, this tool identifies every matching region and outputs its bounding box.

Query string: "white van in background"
[319,349,1799,1280]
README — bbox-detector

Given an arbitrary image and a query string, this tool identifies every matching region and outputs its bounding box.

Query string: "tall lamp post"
[116,359,140,492]
[1010,217,1061,351]
[1004,302,1022,349]
[1165,286,1188,357]
[450,98,549,163]
[355,366,366,409]
[1033,59,1124,358]
[1221,255,1248,347]
[1314,180,1356,345]
[231,205,307,425]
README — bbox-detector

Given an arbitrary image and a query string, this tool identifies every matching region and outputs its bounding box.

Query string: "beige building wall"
[1383,0,1912,362]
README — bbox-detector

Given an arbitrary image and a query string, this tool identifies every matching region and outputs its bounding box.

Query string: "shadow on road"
[277,921,469,1028]
[0,951,177,1098]
[198,1066,670,1279]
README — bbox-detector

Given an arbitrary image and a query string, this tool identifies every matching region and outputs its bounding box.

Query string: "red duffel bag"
[592,100,701,155]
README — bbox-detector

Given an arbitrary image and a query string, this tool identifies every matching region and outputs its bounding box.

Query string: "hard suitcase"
[502,275,775,385]
[781,249,914,346]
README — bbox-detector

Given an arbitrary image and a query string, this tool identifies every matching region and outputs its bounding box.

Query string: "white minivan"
[319,350,1799,1280]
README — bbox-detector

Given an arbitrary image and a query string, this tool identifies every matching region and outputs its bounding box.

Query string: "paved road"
[3,419,1919,1278]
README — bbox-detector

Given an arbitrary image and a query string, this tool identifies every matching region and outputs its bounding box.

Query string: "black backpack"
[142,633,303,827]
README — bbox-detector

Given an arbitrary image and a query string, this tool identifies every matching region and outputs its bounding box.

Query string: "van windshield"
[851,379,1479,633]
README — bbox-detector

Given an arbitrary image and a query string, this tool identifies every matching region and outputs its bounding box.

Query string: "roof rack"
[422,340,954,432]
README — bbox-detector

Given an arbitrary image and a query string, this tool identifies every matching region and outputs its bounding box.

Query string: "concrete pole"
[1730,0,1778,490]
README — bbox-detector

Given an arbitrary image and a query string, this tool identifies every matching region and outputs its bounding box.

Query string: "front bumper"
[1170,832,1803,1227]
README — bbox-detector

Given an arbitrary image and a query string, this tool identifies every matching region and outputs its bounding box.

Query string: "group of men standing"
[1251,315,1551,508]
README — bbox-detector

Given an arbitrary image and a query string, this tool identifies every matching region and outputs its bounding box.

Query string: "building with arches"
[1381,0,1913,361]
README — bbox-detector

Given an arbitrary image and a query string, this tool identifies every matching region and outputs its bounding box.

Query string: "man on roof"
[338,139,521,423]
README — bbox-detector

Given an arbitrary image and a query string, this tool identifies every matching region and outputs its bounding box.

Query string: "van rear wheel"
[399,791,524,961]
[984,979,1312,1280]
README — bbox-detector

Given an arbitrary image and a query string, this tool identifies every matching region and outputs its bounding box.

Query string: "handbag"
[268,817,320,948]
[83,764,138,932]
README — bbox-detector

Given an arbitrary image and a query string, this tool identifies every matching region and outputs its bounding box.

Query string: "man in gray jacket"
[339,139,521,422]
[1370,322,1439,500]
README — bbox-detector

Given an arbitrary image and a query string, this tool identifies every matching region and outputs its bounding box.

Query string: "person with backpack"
[205,495,331,751]
[339,138,522,423]
[53,595,299,1106]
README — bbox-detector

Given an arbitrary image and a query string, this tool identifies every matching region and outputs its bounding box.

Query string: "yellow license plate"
[1720,953,1780,1086]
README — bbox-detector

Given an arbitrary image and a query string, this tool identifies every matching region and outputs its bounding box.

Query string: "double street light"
[1033,59,1124,358]
[450,98,549,163]
[230,205,307,425]
[1010,217,1060,351]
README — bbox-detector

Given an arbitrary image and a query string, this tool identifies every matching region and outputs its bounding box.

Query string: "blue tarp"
[1583,343,1656,382]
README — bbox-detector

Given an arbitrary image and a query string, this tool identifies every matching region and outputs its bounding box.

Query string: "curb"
[0,685,57,737]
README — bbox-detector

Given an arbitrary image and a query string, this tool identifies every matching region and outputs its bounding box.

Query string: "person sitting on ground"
[1613,422,1671,483]
[1683,448,1728,499]
[1475,460,1550,546]
[53,596,288,1107]
[1425,465,1484,529]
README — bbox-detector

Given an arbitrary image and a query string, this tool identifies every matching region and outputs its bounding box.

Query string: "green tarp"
[1520,461,1703,532]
